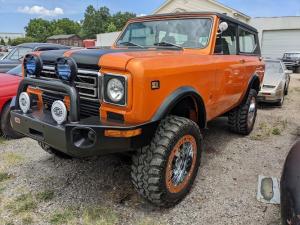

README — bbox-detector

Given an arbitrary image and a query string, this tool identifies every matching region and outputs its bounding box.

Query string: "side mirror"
[218,22,229,35]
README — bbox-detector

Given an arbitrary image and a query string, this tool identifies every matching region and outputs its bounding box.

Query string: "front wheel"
[1,102,23,139]
[131,116,202,207]
[228,89,258,135]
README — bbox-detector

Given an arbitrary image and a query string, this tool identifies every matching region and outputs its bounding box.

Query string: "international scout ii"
[11,12,264,207]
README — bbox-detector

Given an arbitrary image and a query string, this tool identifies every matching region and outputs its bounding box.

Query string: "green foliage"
[10,37,37,46]
[23,5,136,42]
[0,38,5,45]
[112,12,136,30]
[0,172,11,183]
[36,190,55,202]
[106,22,117,33]
[7,37,12,45]
[25,18,53,42]
[51,18,81,35]
[8,193,38,214]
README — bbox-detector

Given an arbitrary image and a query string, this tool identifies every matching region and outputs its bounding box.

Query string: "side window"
[214,22,237,55]
[239,29,257,54]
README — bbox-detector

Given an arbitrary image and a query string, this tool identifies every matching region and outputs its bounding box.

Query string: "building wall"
[96,32,121,47]
[0,33,25,43]
[250,17,300,46]
[154,0,249,23]
[47,37,83,47]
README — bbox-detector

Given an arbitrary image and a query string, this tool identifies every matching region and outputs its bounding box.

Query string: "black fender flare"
[281,141,300,217]
[151,86,207,128]
[241,74,261,103]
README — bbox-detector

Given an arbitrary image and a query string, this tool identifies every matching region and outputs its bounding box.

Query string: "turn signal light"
[104,128,142,138]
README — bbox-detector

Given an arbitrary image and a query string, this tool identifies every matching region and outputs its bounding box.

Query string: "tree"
[52,18,81,35]
[111,12,136,30]
[0,38,5,46]
[81,5,111,38]
[106,22,117,32]
[25,18,53,42]
[7,37,12,45]
[10,37,37,46]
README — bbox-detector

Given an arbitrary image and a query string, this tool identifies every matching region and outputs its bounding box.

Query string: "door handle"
[240,59,246,64]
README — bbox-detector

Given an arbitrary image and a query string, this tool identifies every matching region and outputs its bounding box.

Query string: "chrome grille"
[40,65,101,101]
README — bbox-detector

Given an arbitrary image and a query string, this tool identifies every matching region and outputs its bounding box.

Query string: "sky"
[0,0,300,33]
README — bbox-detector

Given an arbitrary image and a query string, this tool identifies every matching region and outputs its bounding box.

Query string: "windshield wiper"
[119,41,145,48]
[154,41,183,49]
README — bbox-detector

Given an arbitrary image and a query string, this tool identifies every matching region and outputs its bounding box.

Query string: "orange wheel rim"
[166,135,197,194]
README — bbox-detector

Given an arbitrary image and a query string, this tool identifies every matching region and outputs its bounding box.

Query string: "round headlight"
[24,55,42,77]
[19,92,31,114]
[55,57,77,83]
[107,78,125,103]
[51,101,67,125]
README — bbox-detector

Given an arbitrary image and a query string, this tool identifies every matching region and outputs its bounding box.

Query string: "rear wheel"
[131,116,202,207]
[228,89,258,135]
[38,142,72,159]
[276,95,285,107]
[0,102,23,139]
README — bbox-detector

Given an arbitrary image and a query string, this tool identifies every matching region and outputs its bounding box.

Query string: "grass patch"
[0,152,24,167]
[0,172,11,183]
[22,215,34,225]
[0,137,5,145]
[82,207,118,225]
[49,207,118,225]
[49,208,77,225]
[272,128,281,135]
[251,118,287,140]
[36,190,55,202]
[8,193,38,214]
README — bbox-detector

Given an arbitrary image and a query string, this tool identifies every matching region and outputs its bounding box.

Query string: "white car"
[258,60,292,106]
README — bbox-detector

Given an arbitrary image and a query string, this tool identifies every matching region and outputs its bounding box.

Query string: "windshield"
[7,64,22,76]
[3,47,33,60]
[283,53,300,59]
[116,18,213,49]
[265,62,283,75]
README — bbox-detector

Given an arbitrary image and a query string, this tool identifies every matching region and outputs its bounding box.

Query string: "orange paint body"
[98,14,264,124]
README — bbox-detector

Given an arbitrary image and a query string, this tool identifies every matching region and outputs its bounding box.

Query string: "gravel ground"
[0,74,299,225]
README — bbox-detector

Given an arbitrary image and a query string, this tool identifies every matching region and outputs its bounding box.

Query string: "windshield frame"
[115,16,214,50]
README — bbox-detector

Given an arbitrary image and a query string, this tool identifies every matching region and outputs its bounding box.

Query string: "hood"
[0,73,21,87]
[39,48,183,70]
[263,73,283,87]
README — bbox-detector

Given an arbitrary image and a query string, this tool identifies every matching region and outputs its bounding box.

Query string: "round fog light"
[51,101,67,125]
[19,92,31,114]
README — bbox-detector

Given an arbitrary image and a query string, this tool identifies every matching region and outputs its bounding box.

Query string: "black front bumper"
[11,78,158,158]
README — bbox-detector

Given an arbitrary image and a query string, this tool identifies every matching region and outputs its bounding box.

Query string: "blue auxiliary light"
[55,57,77,83]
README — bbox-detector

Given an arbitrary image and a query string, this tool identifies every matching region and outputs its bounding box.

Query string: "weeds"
[8,193,38,214]
[82,207,118,225]
[0,172,11,183]
[49,208,77,225]
[0,152,24,167]
[36,190,55,202]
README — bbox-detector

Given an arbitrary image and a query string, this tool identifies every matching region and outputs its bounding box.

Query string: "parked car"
[0,43,70,73]
[10,12,264,207]
[258,60,291,106]
[0,65,23,138]
[281,140,300,225]
[282,52,300,73]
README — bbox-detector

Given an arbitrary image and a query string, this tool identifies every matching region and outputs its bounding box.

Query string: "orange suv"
[11,12,264,207]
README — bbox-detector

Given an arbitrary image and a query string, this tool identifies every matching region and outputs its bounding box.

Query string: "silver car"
[258,60,291,106]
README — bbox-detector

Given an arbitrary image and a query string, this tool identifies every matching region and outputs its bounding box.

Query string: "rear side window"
[214,23,237,55]
[239,29,257,54]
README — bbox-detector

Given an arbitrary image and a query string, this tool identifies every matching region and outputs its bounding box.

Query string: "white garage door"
[261,29,300,59]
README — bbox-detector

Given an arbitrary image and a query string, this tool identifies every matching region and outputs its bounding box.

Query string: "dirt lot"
[0,74,299,225]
